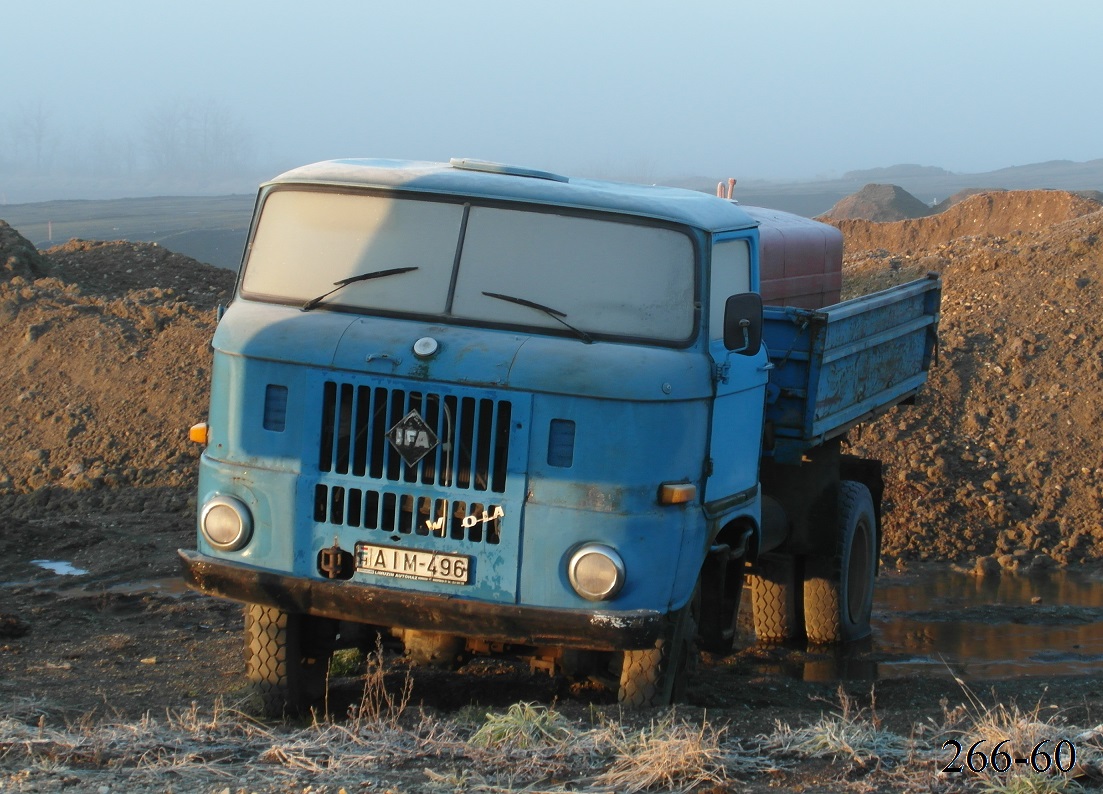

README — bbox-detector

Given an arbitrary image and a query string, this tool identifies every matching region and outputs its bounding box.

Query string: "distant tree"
[7,102,57,172]
[77,126,138,177]
[142,99,254,176]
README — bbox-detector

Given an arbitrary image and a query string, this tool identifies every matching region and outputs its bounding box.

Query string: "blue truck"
[179,158,940,713]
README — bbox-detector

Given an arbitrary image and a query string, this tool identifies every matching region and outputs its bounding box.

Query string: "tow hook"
[318,539,354,580]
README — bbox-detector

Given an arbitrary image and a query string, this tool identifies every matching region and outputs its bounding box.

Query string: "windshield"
[241,188,697,343]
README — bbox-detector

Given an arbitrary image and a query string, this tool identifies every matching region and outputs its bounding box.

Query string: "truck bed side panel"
[762,274,941,463]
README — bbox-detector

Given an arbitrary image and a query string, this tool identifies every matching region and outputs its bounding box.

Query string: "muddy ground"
[3,190,1103,791]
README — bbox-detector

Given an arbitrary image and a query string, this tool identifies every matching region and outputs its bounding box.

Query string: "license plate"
[354,542,471,585]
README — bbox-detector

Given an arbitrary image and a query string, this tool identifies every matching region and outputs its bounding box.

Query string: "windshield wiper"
[302,266,418,311]
[482,291,593,344]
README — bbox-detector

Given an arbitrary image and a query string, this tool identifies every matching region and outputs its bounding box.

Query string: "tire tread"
[748,555,800,643]
[243,604,330,718]
[803,481,875,644]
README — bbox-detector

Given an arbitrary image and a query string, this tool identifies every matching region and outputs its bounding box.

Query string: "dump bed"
[762,274,941,464]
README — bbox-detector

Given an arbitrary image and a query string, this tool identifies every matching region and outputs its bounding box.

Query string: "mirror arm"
[726,319,751,355]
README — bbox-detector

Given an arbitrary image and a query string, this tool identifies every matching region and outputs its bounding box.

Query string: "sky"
[2,0,1102,194]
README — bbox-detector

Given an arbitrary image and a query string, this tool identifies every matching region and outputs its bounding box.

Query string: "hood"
[215,301,713,402]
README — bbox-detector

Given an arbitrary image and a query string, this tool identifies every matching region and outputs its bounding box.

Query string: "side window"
[709,239,751,340]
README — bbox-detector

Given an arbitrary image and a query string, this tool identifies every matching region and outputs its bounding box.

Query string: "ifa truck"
[180,158,940,712]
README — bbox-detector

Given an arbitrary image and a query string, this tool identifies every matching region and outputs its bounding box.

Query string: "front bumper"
[178,549,664,651]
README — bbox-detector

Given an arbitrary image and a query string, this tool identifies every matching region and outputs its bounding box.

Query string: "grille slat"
[336,384,354,474]
[351,385,370,477]
[319,382,336,472]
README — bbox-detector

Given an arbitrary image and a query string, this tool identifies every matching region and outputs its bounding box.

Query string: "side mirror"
[723,292,763,355]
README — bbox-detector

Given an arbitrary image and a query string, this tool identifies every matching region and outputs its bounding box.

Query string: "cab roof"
[265,158,759,233]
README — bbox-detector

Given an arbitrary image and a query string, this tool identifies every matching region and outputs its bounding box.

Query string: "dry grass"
[0,696,745,792]
[469,702,572,750]
[343,639,413,730]
[4,678,1103,792]
[974,773,1085,794]
[763,685,911,770]
[593,712,731,793]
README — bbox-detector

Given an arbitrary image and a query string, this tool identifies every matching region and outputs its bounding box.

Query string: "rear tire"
[244,604,333,718]
[748,554,802,643]
[617,590,698,707]
[803,481,877,644]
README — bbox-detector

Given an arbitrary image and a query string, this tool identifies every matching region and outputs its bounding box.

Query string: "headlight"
[567,544,625,601]
[200,495,253,551]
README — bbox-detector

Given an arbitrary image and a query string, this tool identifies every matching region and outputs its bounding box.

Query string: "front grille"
[318,382,512,493]
[314,485,502,544]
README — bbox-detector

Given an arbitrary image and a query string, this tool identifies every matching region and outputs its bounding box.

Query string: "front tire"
[803,481,877,644]
[244,604,333,718]
[617,591,698,707]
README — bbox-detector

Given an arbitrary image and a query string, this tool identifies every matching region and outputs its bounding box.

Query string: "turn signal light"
[658,482,696,505]
[189,422,209,444]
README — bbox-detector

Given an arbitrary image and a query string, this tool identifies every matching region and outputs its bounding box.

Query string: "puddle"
[872,566,1103,679]
[30,560,89,576]
[2,567,188,597]
[760,566,1103,681]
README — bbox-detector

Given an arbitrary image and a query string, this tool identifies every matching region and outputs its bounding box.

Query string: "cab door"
[704,234,770,503]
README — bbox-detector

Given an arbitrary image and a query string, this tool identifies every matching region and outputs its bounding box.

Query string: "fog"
[2,0,1101,202]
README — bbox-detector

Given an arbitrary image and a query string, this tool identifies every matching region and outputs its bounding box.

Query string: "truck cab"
[180,158,939,712]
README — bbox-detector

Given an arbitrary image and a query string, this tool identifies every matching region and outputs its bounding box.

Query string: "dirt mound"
[842,203,1103,566]
[830,189,1103,255]
[817,183,932,222]
[0,229,235,518]
[930,187,1006,214]
[44,238,232,307]
[0,220,48,280]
